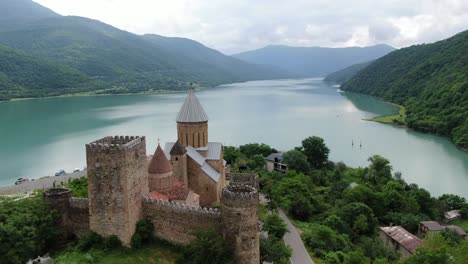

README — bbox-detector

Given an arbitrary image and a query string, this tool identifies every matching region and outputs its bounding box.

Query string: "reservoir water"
[0,79,467,197]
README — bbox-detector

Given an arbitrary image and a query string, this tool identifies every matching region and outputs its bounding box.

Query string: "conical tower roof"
[148,143,173,174]
[170,140,187,155]
[176,87,209,123]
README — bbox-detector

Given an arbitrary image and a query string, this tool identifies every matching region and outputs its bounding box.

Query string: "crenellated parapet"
[226,173,259,189]
[143,197,221,218]
[85,136,146,152]
[222,184,258,208]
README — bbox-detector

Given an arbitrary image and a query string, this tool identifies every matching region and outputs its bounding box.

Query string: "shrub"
[177,229,236,264]
[77,231,103,252]
[131,219,154,249]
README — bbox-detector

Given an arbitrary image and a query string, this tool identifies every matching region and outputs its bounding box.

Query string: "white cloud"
[34,0,468,54]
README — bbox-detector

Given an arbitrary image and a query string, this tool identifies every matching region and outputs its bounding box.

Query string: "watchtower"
[86,136,148,246]
[43,188,72,231]
[221,184,260,264]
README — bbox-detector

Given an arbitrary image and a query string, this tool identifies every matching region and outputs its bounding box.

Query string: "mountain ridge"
[232,44,395,77]
[341,30,468,149]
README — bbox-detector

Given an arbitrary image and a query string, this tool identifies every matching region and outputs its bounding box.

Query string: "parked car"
[55,170,66,176]
[73,168,80,172]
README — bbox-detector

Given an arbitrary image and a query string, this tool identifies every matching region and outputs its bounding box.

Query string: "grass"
[54,242,180,264]
[451,219,468,231]
[365,104,406,126]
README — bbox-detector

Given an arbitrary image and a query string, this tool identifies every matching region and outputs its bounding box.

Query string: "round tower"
[43,188,72,230]
[221,184,259,264]
[176,87,209,148]
[148,143,173,192]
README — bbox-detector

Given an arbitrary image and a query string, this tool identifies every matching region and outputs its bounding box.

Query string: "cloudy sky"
[34,0,468,54]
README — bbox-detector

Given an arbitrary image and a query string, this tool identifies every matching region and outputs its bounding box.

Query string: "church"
[147,87,227,207]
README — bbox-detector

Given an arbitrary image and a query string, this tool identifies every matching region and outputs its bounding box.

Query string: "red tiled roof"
[160,178,190,201]
[148,144,173,174]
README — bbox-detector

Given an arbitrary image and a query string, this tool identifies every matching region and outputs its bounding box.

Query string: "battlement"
[44,187,71,198]
[226,173,259,189]
[69,197,89,209]
[143,197,221,217]
[86,136,145,152]
[222,184,258,207]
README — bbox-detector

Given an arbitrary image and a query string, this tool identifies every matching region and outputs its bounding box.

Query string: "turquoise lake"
[0,79,467,197]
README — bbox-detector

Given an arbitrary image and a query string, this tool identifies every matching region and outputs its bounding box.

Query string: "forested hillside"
[324,61,372,84]
[0,0,288,100]
[232,44,395,77]
[341,30,468,150]
[0,44,94,100]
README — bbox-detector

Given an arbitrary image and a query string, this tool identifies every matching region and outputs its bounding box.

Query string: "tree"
[131,219,154,249]
[262,213,288,239]
[282,149,311,174]
[365,155,392,184]
[260,237,292,264]
[177,229,236,264]
[239,143,277,157]
[438,194,466,210]
[301,136,330,169]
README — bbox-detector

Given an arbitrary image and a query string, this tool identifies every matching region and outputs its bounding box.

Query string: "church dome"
[148,143,173,174]
[176,88,209,123]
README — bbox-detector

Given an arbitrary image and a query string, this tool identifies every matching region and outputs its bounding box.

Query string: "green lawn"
[366,104,406,126]
[451,219,468,231]
[54,242,179,264]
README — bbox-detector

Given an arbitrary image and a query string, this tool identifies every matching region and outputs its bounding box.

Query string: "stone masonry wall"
[177,122,208,148]
[87,136,148,246]
[187,157,219,207]
[143,197,222,245]
[68,198,90,235]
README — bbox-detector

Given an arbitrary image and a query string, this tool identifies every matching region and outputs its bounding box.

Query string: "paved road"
[0,170,87,195]
[279,209,315,264]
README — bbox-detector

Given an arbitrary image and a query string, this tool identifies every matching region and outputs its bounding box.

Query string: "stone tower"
[176,87,209,148]
[148,143,173,192]
[86,136,148,246]
[43,188,72,232]
[221,184,260,264]
[169,140,188,185]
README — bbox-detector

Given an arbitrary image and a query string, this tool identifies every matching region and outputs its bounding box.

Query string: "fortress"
[44,88,260,264]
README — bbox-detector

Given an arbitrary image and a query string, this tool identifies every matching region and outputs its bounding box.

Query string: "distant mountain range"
[0,0,288,100]
[232,44,395,77]
[341,30,468,150]
[324,61,372,84]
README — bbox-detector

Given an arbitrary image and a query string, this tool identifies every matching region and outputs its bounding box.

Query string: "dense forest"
[324,61,372,84]
[341,30,468,150]
[0,0,288,100]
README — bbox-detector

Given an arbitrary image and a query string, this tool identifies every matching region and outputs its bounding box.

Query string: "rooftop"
[380,226,423,254]
[148,144,173,174]
[176,88,209,123]
[420,221,445,231]
[265,153,283,162]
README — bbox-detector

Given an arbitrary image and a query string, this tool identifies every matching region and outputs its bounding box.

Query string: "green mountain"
[0,44,93,100]
[341,30,468,149]
[0,0,59,31]
[324,61,372,84]
[0,0,288,99]
[232,44,395,77]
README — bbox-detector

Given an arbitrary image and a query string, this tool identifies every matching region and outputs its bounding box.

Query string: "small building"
[444,210,462,222]
[419,221,467,239]
[419,221,445,237]
[265,153,287,173]
[379,226,423,259]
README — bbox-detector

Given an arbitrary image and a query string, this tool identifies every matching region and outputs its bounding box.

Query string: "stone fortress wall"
[44,136,260,264]
[143,197,222,245]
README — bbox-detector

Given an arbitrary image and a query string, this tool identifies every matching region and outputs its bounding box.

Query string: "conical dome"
[176,88,209,123]
[148,144,173,174]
